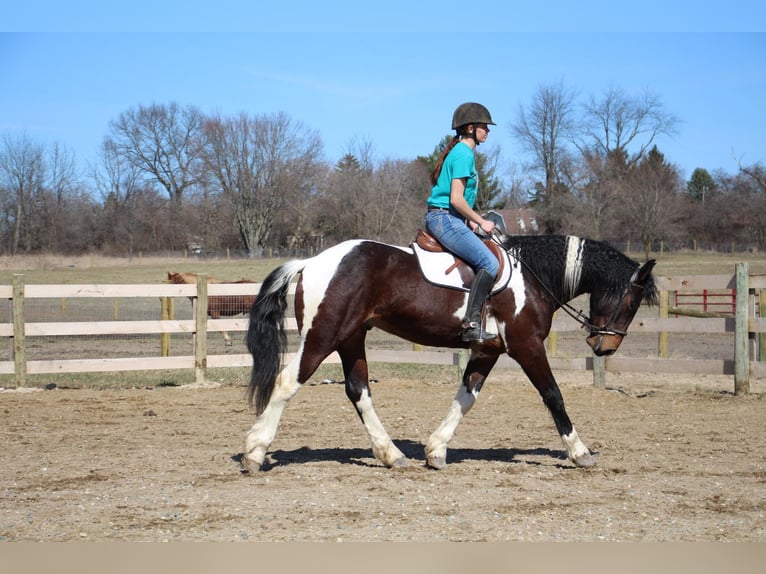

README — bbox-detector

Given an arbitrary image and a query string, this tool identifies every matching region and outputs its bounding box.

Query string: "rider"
[425,102,499,343]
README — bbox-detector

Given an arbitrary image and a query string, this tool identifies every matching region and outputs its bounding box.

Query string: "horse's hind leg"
[340,332,408,468]
[243,357,303,472]
[426,354,498,469]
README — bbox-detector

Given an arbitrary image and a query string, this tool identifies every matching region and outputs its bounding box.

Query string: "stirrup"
[460,321,497,343]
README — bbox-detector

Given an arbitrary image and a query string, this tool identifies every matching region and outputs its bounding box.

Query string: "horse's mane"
[503,234,658,305]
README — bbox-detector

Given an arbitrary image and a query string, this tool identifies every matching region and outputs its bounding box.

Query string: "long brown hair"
[429,135,461,186]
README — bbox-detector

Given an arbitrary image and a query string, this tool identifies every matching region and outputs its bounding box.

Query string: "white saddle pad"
[411,242,513,294]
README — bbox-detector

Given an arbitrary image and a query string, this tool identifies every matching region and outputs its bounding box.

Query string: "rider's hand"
[479,219,495,235]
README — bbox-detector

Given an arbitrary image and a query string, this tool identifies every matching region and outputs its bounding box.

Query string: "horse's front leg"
[514,343,598,467]
[426,354,499,469]
[340,334,408,468]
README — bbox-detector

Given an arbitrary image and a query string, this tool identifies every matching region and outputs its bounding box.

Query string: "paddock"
[1,368,763,541]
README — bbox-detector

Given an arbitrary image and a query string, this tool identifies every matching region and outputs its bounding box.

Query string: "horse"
[241,233,657,473]
[167,272,256,345]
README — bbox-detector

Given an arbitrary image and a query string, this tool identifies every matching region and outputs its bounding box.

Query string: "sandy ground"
[1,369,764,542]
[0,370,766,542]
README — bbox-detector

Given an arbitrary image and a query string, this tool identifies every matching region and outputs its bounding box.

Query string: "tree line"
[1,85,764,259]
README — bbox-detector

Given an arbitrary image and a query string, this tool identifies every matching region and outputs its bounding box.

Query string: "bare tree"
[581,86,679,172]
[38,142,79,251]
[510,81,578,232]
[0,132,44,254]
[738,160,766,194]
[105,102,206,210]
[619,146,684,258]
[203,111,324,257]
[566,150,619,239]
[498,160,530,209]
[371,158,429,244]
[511,80,578,195]
[92,139,144,255]
[323,152,373,241]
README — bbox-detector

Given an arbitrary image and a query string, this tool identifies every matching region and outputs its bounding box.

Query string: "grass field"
[1,247,765,285]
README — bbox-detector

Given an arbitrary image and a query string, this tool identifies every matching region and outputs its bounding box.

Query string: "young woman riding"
[425,102,498,343]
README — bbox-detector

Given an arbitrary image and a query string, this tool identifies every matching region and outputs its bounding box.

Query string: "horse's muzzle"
[586,332,623,356]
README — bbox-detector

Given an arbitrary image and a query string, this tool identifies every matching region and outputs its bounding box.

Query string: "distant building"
[494,208,540,235]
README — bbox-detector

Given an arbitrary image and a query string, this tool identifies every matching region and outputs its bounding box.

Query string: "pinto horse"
[242,233,657,473]
[167,272,256,345]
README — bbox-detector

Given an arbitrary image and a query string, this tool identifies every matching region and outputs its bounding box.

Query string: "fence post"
[734,262,750,395]
[658,290,669,358]
[759,288,765,362]
[456,348,469,376]
[592,354,606,389]
[195,274,208,383]
[11,274,26,389]
[160,297,173,357]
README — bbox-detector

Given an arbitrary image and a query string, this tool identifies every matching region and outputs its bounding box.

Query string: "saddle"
[415,229,506,282]
[411,228,511,293]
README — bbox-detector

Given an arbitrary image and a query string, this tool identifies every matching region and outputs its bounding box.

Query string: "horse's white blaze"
[426,384,476,461]
[563,236,584,299]
[355,388,405,466]
[562,428,590,461]
[300,240,365,333]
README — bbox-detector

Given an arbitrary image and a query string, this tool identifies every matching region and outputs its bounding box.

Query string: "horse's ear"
[638,259,656,281]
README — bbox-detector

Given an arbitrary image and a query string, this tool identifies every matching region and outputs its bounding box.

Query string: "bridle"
[490,232,645,339]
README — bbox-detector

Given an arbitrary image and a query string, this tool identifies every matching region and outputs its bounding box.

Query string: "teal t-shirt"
[427,141,478,209]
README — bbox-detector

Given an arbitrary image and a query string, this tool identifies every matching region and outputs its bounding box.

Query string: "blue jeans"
[424,209,499,277]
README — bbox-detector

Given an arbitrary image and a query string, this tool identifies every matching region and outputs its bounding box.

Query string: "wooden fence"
[2,264,765,394]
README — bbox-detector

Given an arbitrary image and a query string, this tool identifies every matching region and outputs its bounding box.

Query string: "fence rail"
[2,265,765,394]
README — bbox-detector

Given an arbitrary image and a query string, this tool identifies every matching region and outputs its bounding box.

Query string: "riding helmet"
[451,102,496,130]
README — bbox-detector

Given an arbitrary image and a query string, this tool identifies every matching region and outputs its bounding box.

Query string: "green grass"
[2,248,764,286]
[0,253,288,284]
[641,251,766,276]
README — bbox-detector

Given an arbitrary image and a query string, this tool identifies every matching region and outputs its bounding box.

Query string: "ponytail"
[429,135,460,186]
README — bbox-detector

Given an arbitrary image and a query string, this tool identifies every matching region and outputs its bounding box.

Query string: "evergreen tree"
[687,167,716,203]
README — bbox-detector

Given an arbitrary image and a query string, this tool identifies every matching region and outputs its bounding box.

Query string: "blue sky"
[1,3,765,182]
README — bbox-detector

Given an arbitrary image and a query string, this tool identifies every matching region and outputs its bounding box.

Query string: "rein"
[490,233,635,337]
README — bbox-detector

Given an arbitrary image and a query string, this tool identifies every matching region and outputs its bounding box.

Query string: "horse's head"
[585,259,657,356]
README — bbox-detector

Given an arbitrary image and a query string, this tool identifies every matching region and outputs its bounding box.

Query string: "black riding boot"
[460,269,497,343]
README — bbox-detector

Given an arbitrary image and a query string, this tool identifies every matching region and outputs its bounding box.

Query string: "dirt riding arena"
[1,368,764,542]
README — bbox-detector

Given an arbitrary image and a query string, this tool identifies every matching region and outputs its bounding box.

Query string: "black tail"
[246,260,305,414]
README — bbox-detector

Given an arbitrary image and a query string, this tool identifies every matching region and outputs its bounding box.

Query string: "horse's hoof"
[573,451,599,468]
[390,457,410,469]
[426,456,447,470]
[240,457,262,474]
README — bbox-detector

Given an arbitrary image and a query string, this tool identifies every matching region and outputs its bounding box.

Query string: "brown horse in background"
[167,272,256,345]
